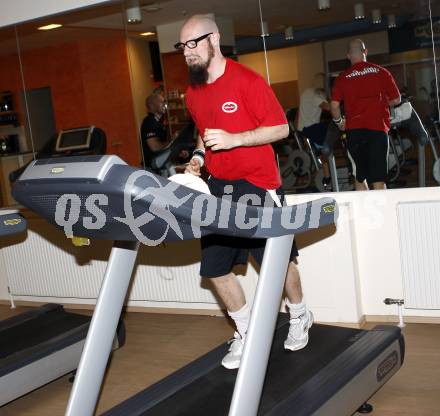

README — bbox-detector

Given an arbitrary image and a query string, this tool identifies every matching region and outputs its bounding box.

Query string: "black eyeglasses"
[174,33,213,51]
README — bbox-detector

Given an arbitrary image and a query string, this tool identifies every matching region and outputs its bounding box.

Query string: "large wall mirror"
[259,0,440,193]
[0,0,265,208]
[124,0,267,173]
[15,2,139,165]
[0,0,438,209]
[0,26,25,207]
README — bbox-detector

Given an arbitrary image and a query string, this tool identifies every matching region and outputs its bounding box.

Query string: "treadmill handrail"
[12,157,338,245]
[0,213,27,237]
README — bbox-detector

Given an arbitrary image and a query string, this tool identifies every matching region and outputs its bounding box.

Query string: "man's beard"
[188,41,215,87]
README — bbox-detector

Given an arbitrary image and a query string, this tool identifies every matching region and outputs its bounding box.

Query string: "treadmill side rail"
[313,337,403,416]
[268,326,404,416]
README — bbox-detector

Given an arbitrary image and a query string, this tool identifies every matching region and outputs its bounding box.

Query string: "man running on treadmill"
[177,14,313,369]
[331,39,401,190]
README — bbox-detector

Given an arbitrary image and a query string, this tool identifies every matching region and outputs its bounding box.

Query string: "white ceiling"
[0,0,438,52]
[66,0,438,36]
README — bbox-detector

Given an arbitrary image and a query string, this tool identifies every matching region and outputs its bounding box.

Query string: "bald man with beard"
[175,15,314,370]
[331,39,401,191]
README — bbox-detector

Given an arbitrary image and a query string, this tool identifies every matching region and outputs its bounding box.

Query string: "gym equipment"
[9,125,106,184]
[12,155,404,415]
[279,110,353,193]
[278,110,325,192]
[427,119,440,185]
[103,320,403,416]
[388,103,416,185]
[389,101,440,187]
[146,121,196,178]
[0,211,26,237]
[318,123,353,192]
[0,211,125,407]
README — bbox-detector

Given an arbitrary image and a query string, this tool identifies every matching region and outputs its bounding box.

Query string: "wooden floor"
[1,305,439,416]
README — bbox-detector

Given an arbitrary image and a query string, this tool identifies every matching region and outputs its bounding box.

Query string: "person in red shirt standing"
[331,39,401,190]
[176,14,313,370]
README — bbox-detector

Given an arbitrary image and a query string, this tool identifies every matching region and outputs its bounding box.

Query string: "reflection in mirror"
[0,26,31,207]
[12,1,139,184]
[259,0,440,193]
[124,0,265,174]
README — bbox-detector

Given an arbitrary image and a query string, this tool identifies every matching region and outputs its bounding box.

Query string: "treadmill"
[0,211,125,407]
[11,155,404,416]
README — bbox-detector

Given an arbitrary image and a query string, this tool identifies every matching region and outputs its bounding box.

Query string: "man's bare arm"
[195,134,205,150]
[185,135,204,176]
[330,100,342,120]
[330,100,346,131]
[146,136,170,152]
[320,101,330,112]
[389,96,401,107]
[203,124,289,151]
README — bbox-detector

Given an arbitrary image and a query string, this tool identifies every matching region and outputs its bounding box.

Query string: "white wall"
[296,42,325,95]
[126,37,155,129]
[238,42,326,95]
[1,187,440,323]
[290,186,440,320]
[0,0,111,27]
[324,31,389,63]
[238,47,298,83]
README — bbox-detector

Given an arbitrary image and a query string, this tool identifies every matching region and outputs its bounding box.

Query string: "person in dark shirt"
[140,94,170,169]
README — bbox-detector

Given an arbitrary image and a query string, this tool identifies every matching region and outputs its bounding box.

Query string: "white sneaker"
[222,332,244,369]
[284,309,314,351]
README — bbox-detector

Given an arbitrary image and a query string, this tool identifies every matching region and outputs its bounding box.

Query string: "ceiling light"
[126,0,142,24]
[285,26,294,40]
[261,21,269,37]
[318,0,330,10]
[140,32,155,36]
[388,14,397,28]
[144,4,162,12]
[354,3,365,20]
[372,9,381,24]
[38,24,62,31]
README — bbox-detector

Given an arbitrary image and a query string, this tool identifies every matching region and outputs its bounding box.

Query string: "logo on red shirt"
[222,101,238,113]
[346,66,380,78]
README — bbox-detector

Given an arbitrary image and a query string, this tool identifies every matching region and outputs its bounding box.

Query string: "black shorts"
[346,129,389,183]
[200,176,299,278]
[302,122,328,147]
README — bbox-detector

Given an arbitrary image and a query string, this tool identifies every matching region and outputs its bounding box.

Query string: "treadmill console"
[18,155,126,182]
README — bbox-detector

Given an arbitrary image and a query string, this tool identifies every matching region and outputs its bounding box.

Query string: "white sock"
[228,303,250,339]
[285,298,306,319]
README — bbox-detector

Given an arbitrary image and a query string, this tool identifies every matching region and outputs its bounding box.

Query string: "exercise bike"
[146,121,197,178]
[277,110,353,192]
[389,99,440,187]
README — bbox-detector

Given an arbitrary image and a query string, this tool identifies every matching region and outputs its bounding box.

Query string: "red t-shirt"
[185,59,287,189]
[332,61,400,132]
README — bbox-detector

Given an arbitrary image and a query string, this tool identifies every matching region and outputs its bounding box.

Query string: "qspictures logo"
[54,170,335,246]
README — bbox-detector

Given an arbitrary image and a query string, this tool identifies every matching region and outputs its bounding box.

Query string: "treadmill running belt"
[106,319,364,416]
[0,306,90,359]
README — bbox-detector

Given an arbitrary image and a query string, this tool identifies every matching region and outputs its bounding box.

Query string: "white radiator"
[397,201,440,309]
[3,220,217,304]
